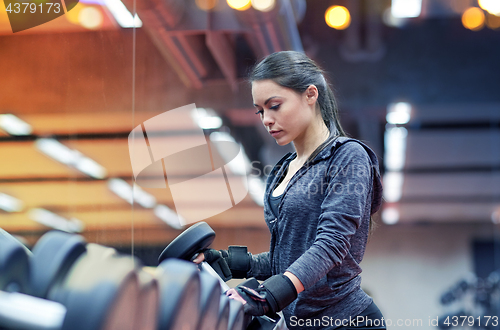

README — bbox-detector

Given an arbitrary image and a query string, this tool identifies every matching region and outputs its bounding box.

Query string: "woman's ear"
[305,85,318,105]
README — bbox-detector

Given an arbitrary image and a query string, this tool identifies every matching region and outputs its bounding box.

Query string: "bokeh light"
[478,0,500,16]
[79,6,104,30]
[66,2,85,25]
[462,7,485,31]
[325,5,351,30]
[251,0,275,12]
[487,12,500,29]
[195,0,218,11]
[227,0,251,11]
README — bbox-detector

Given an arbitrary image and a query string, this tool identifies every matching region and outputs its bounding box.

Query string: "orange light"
[227,0,251,11]
[487,12,500,29]
[196,0,218,11]
[462,7,486,31]
[325,5,351,30]
[66,3,84,25]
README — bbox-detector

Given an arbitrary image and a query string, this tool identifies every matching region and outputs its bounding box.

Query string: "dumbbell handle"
[200,261,230,292]
[0,291,66,330]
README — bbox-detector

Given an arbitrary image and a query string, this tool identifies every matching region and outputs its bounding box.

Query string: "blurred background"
[1,0,500,328]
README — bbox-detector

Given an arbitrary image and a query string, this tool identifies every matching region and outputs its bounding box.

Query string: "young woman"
[197,51,385,329]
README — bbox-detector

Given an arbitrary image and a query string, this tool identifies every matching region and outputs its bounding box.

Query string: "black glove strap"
[261,274,298,313]
[228,246,251,278]
[203,249,232,281]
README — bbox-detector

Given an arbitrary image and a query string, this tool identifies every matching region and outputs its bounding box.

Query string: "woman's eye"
[270,104,280,110]
[255,110,263,115]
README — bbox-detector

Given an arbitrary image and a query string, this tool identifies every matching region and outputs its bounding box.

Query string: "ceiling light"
[154,204,185,229]
[191,108,223,130]
[0,114,32,136]
[391,0,422,18]
[103,0,142,28]
[227,0,251,11]
[78,6,103,29]
[35,138,107,179]
[252,0,275,12]
[325,5,351,30]
[28,208,84,233]
[479,0,500,16]
[384,126,407,171]
[0,193,24,213]
[383,172,404,202]
[387,102,411,125]
[107,179,157,208]
[382,206,400,225]
[462,7,486,31]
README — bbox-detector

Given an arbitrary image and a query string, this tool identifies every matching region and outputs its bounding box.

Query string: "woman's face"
[252,79,317,146]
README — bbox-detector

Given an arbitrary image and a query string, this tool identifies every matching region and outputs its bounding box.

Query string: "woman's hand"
[192,252,205,264]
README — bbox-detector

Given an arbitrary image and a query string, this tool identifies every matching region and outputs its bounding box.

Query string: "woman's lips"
[269,130,282,137]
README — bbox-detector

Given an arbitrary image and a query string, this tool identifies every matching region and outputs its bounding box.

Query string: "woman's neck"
[292,117,331,164]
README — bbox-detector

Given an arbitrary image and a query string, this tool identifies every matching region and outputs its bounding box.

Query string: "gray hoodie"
[248,137,383,329]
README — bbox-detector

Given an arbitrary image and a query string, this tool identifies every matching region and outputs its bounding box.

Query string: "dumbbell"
[0,233,31,294]
[158,221,282,330]
[158,222,245,330]
[0,231,157,330]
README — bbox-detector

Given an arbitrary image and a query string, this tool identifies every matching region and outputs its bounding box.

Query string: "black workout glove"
[203,246,251,281]
[226,274,298,316]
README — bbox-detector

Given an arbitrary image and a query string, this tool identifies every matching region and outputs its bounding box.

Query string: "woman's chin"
[275,138,291,146]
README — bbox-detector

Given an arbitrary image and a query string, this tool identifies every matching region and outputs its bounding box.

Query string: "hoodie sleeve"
[286,142,379,290]
[247,252,272,280]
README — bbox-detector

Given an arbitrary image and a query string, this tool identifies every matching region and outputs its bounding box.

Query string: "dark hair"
[249,51,346,137]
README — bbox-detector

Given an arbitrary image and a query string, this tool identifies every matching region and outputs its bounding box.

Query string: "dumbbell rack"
[0,225,287,330]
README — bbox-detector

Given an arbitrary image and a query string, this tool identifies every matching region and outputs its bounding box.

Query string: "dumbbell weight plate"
[0,237,30,293]
[30,231,87,298]
[157,259,201,330]
[228,299,245,330]
[217,295,230,330]
[134,270,159,330]
[158,222,215,263]
[51,244,141,330]
[198,271,221,330]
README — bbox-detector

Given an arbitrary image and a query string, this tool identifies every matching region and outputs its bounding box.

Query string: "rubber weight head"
[197,271,221,330]
[228,298,245,330]
[158,222,215,263]
[134,270,159,330]
[54,247,141,330]
[157,259,201,330]
[30,231,86,298]
[217,295,230,330]
[0,237,30,294]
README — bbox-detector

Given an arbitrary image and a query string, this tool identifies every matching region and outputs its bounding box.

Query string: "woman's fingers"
[192,252,205,264]
[226,288,247,305]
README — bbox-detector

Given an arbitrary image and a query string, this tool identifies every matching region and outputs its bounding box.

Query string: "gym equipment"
[0,235,30,294]
[53,243,141,330]
[134,271,159,330]
[198,271,222,330]
[217,295,230,330]
[29,231,87,298]
[157,258,201,330]
[158,221,282,330]
[228,299,245,330]
[0,231,147,330]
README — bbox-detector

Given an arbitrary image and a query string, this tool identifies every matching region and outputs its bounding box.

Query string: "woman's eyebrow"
[254,96,279,107]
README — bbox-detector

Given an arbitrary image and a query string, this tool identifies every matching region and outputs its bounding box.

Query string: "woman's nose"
[262,111,274,127]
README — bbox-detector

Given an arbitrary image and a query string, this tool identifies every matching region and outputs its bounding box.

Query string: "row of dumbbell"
[0,230,246,330]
